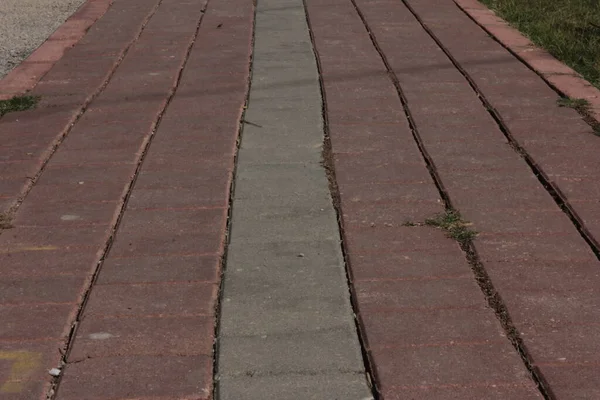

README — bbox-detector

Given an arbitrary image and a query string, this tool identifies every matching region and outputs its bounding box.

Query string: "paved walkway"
[1,0,600,399]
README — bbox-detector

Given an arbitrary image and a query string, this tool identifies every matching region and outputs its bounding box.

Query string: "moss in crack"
[425,210,477,243]
[0,213,13,229]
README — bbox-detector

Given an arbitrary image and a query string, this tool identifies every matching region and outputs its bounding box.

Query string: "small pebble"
[49,368,61,377]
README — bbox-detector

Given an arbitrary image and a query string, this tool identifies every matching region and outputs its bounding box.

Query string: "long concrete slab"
[215,0,372,398]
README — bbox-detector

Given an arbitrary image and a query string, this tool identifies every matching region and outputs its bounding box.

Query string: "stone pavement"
[1,0,600,398]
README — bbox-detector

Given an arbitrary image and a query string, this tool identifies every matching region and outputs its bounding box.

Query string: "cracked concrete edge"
[454,0,600,122]
[0,0,113,100]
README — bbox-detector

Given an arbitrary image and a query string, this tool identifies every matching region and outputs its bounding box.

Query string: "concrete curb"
[454,0,600,122]
[0,0,113,100]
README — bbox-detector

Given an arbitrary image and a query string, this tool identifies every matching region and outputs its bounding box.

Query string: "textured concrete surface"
[0,0,86,78]
[215,0,371,397]
[219,373,372,400]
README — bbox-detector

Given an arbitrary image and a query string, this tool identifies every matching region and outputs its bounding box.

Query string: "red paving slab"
[404,0,600,253]
[385,384,543,400]
[0,304,74,341]
[0,276,86,305]
[97,254,220,284]
[83,282,218,318]
[0,341,64,400]
[0,250,98,279]
[107,208,227,257]
[53,0,253,399]
[371,343,532,391]
[0,0,252,396]
[0,0,165,216]
[58,355,213,400]
[305,0,540,398]
[319,0,600,398]
[69,315,214,359]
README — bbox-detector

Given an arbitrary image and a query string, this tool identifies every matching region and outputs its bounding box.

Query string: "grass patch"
[425,210,477,242]
[0,95,40,117]
[480,0,600,89]
[557,97,591,112]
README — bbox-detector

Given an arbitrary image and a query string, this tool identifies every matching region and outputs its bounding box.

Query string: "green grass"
[557,97,591,112]
[481,0,600,89]
[0,95,40,117]
[425,210,477,243]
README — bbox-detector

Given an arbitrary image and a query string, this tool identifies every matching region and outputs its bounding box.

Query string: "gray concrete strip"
[229,202,339,243]
[219,373,371,400]
[215,0,372,397]
[234,164,330,201]
[220,241,354,336]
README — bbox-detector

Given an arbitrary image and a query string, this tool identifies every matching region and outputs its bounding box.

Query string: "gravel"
[0,0,86,78]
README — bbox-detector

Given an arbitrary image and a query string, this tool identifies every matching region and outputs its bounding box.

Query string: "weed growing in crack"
[402,220,417,227]
[557,97,590,113]
[0,213,13,229]
[0,95,40,117]
[425,210,477,243]
[556,97,600,137]
[585,118,600,137]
